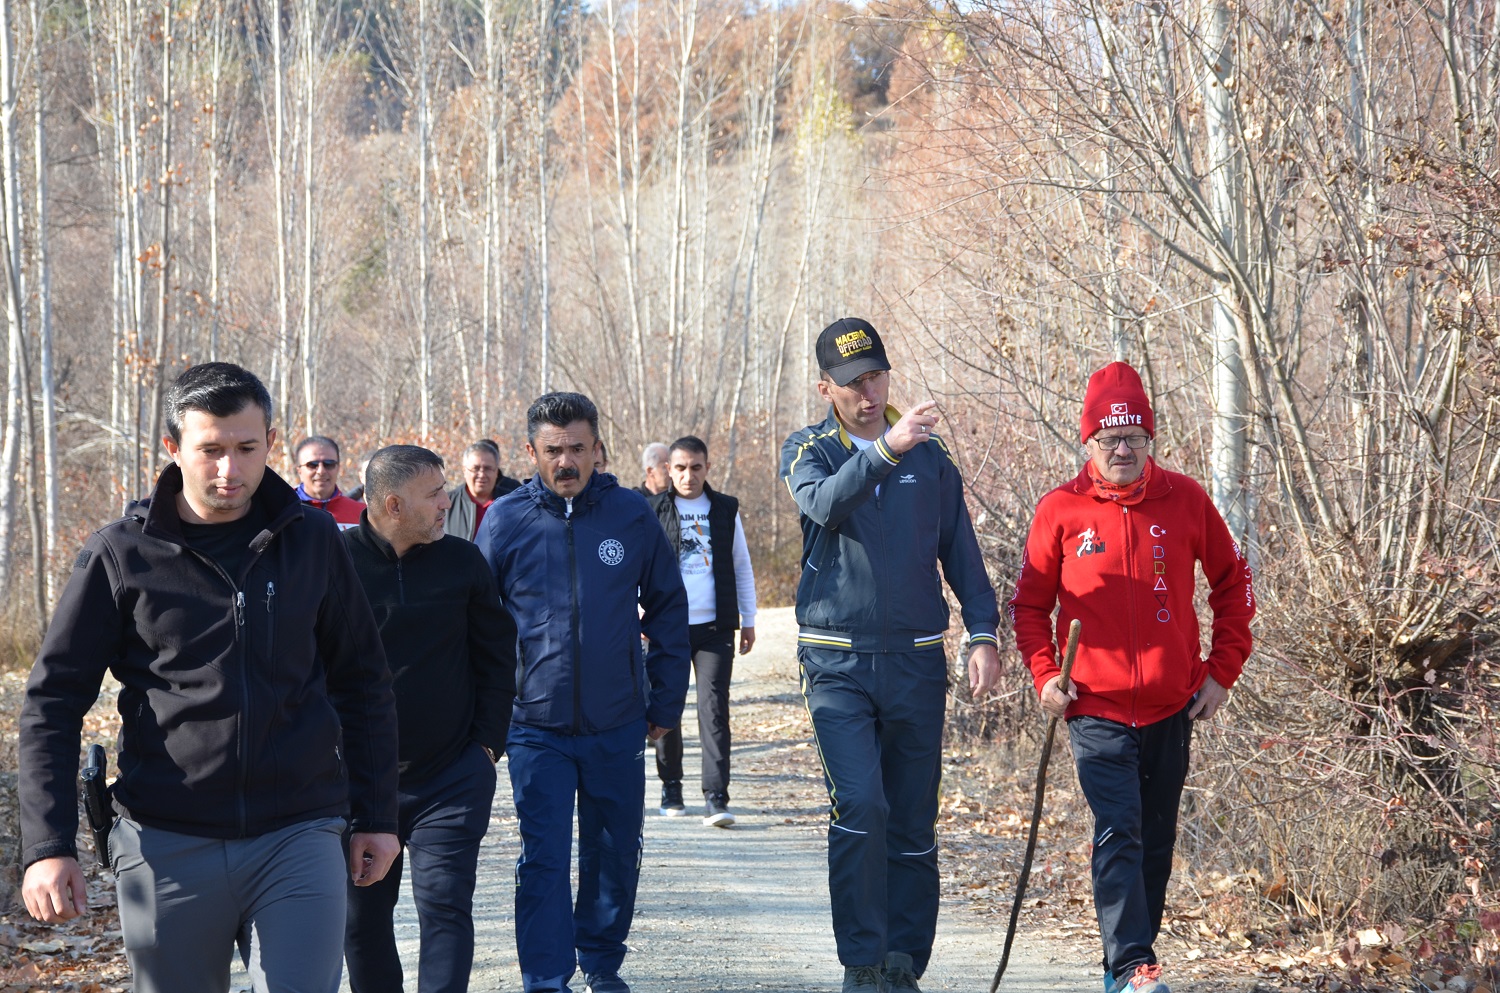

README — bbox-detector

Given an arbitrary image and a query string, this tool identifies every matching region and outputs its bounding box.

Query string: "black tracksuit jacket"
[343,521,517,786]
[19,466,399,869]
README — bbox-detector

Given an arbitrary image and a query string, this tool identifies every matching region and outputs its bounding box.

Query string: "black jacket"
[344,520,517,785]
[647,485,742,631]
[19,466,399,869]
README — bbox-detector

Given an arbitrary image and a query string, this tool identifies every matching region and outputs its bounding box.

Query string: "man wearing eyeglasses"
[295,435,365,528]
[1009,361,1255,993]
[780,317,1000,993]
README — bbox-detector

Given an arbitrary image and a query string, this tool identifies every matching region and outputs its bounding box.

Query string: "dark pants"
[654,623,736,797]
[1068,706,1193,983]
[799,646,948,976]
[507,719,647,993]
[345,740,497,993]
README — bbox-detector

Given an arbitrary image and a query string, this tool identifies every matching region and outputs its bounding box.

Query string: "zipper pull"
[235,590,246,626]
[565,497,573,518]
[266,581,276,612]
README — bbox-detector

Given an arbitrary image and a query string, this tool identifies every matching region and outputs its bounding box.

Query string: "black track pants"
[799,645,947,976]
[654,623,736,797]
[1068,706,1193,983]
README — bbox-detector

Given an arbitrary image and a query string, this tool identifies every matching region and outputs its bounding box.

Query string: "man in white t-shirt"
[646,436,758,827]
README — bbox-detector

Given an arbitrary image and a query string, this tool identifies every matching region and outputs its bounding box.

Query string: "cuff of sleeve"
[740,614,756,630]
[1206,656,1243,689]
[349,818,400,836]
[873,435,902,466]
[22,839,78,871]
[966,631,999,649]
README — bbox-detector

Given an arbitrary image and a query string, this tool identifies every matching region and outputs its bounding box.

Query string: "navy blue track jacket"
[477,472,691,734]
[780,404,1000,654]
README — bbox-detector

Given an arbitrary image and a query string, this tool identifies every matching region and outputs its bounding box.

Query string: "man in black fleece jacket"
[19,363,400,993]
[343,444,517,993]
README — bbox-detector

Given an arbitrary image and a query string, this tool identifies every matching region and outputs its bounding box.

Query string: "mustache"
[554,466,581,481]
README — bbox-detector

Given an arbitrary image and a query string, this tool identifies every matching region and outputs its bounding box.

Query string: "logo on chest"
[598,539,625,566]
[1075,527,1105,557]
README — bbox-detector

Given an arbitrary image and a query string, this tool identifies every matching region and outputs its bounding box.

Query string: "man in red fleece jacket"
[1009,362,1254,993]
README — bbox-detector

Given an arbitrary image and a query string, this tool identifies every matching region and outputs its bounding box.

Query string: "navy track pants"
[799,645,948,976]
[507,719,647,993]
[1068,706,1193,983]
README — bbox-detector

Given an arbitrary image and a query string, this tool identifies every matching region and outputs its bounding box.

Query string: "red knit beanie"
[1080,362,1154,443]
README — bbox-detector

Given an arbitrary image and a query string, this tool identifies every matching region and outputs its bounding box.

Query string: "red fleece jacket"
[1008,460,1254,727]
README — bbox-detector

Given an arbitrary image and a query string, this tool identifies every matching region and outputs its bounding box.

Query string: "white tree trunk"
[0,0,25,599]
[417,0,432,438]
[1199,0,1251,544]
[30,0,57,605]
[147,0,172,451]
[301,0,317,436]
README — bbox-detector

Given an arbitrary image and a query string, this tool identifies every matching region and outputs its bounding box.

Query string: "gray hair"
[641,442,669,470]
[365,445,445,510]
[462,441,499,463]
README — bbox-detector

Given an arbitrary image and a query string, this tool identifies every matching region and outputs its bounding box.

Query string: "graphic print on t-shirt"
[679,511,712,576]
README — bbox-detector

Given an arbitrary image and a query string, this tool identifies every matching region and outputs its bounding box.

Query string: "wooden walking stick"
[988,618,1081,993]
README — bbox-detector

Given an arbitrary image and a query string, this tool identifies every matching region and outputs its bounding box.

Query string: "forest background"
[0,0,1497,977]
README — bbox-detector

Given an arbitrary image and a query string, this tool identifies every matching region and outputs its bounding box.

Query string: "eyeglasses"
[1091,434,1151,451]
[301,459,339,470]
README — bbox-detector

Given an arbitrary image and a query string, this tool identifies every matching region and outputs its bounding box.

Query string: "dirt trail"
[357,605,1091,993]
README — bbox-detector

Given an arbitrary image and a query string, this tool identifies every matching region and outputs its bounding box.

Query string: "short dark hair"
[164,363,272,443]
[365,445,445,510]
[668,435,708,460]
[294,435,341,462]
[526,392,599,444]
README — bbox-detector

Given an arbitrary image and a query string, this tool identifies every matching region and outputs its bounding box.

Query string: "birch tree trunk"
[147,0,173,451]
[30,0,57,604]
[0,0,32,601]
[207,0,224,359]
[301,0,317,435]
[417,0,432,438]
[1198,0,1251,544]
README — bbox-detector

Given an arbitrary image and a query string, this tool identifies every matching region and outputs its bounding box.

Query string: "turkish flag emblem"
[1110,403,1128,415]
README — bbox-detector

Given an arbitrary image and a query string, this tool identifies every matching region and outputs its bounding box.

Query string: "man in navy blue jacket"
[478,392,690,993]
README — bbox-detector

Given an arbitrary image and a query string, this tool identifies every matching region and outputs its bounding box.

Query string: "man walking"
[780,318,1001,993]
[647,435,758,826]
[19,362,400,993]
[445,440,523,542]
[478,392,689,993]
[1009,361,1254,993]
[295,434,366,527]
[344,444,517,992]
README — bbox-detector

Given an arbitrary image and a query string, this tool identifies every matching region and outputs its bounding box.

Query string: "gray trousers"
[112,815,348,993]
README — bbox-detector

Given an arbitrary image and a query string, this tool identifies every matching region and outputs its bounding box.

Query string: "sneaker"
[659,781,685,816]
[884,952,921,992]
[703,792,736,827]
[1110,964,1170,993]
[842,965,889,992]
[583,973,630,993]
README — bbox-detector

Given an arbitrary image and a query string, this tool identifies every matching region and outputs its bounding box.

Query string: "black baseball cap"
[816,317,891,387]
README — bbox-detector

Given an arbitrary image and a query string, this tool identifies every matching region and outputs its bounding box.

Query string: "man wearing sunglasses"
[1009,361,1255,993]
[295,435,365,528]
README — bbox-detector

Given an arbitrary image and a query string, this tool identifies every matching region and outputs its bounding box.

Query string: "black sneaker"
[842,965,889,992]
[584,973,630,993]
[703,791,735,827]
[660,781,685,817]
[884,952,922,992]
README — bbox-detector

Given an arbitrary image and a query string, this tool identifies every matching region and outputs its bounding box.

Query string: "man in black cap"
[780,318,1001,993]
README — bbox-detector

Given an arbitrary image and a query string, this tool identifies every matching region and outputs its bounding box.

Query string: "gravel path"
[358,606,1087,993]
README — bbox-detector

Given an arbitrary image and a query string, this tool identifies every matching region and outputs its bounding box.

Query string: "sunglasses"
[301,459,339,470]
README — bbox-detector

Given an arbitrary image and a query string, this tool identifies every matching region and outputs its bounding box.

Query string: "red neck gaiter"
[1087,457,1153,506]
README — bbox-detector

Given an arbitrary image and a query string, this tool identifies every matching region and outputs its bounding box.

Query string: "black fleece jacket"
[343,521,517,785]
[19,466,399,869]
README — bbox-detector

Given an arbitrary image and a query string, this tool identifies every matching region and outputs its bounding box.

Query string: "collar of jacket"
[295,482,345,507]
[352,515,437,562]
[1065,457,1173,501]
[138,464,305,548]
[523,470,618,518]
[827,403,901,449]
